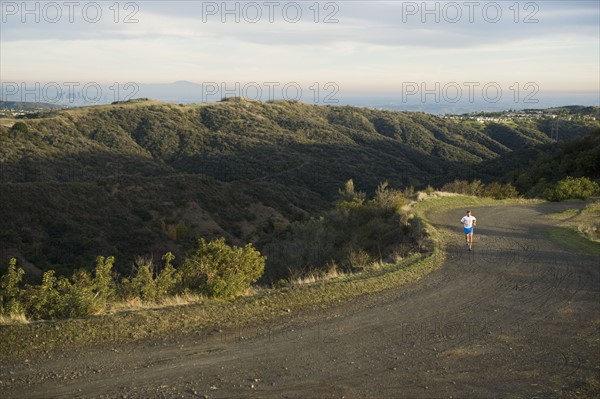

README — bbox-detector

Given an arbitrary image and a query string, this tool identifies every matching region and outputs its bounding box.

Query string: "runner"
[460,210,477,250]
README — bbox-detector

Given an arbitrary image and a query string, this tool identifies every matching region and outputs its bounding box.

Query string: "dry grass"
[583,200,600,215]
[108,293,206,314]
[577,224,600,242]
[288,258,392,287]
[0,313,29,325]
[292,267,346,286]
[416,191,460,202]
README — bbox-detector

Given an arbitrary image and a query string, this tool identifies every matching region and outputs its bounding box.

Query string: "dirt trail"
[1,203,598,398]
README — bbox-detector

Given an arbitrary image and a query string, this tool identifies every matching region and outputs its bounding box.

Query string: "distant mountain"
[4,81,598,114]
[0,99,598,273]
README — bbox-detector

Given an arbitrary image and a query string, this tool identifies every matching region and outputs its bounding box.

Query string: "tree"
[10,121,28,136]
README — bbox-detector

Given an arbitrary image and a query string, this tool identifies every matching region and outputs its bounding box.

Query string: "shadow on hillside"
[0,140,483,276]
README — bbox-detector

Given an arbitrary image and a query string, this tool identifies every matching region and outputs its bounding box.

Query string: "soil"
[1,202,598,398]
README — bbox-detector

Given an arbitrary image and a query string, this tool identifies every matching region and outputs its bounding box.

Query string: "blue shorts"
[464,226,473,235]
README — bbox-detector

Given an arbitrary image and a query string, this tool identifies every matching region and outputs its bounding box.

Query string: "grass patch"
[544,199,600,242]
[582,200,600,215]
[546,208,580,219]
[108,293,206,314]
[0,313,29,325]
[544,227,600,256]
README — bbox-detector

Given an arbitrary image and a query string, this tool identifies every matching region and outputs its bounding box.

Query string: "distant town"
[0,100,598,124]
[0,101,64,118]
[442,108,599,123]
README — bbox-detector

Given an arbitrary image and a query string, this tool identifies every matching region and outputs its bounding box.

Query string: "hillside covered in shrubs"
[0,99,598,308]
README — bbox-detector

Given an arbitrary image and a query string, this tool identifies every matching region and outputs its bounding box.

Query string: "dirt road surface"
[1,203,599,398]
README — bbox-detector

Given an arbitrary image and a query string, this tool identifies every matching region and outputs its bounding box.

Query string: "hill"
[0,99,598,275]
[479,129,600,196]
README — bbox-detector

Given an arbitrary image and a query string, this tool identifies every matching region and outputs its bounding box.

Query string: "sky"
[0,0,599,108]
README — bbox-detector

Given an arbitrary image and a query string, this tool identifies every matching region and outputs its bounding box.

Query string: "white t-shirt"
[461,215,476,228]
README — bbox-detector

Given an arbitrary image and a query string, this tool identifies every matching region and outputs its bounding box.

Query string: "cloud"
[1,1,597,47]
[0,1,598,93]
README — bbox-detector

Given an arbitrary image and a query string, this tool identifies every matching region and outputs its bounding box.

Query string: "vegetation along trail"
[1,202,598,398]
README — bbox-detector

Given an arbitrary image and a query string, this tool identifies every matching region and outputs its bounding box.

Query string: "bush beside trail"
[440,179,519,199]
[1,241,266,322]
[179,238,265,299]
[440,177,600,202]
[542,176,600,201]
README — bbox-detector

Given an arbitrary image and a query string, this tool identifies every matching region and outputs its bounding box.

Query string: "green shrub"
[21,270,61,319]
[337,179,366,205]
[441,180,484,196]
[482,182,519,199]
[180,238,265,298]
[374,181,409,212]
[121,260,157,301]
[120,253,180,302]
[1,258,100,320]
[67,269,100,317]
[21,269,99,320]
[0,258,25,317]
[440,180,519,199]
[10,121,28,135]
[402,185,415,199]
[93,256,116,304]
[155,252,181,299]
[543,176,600,201]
